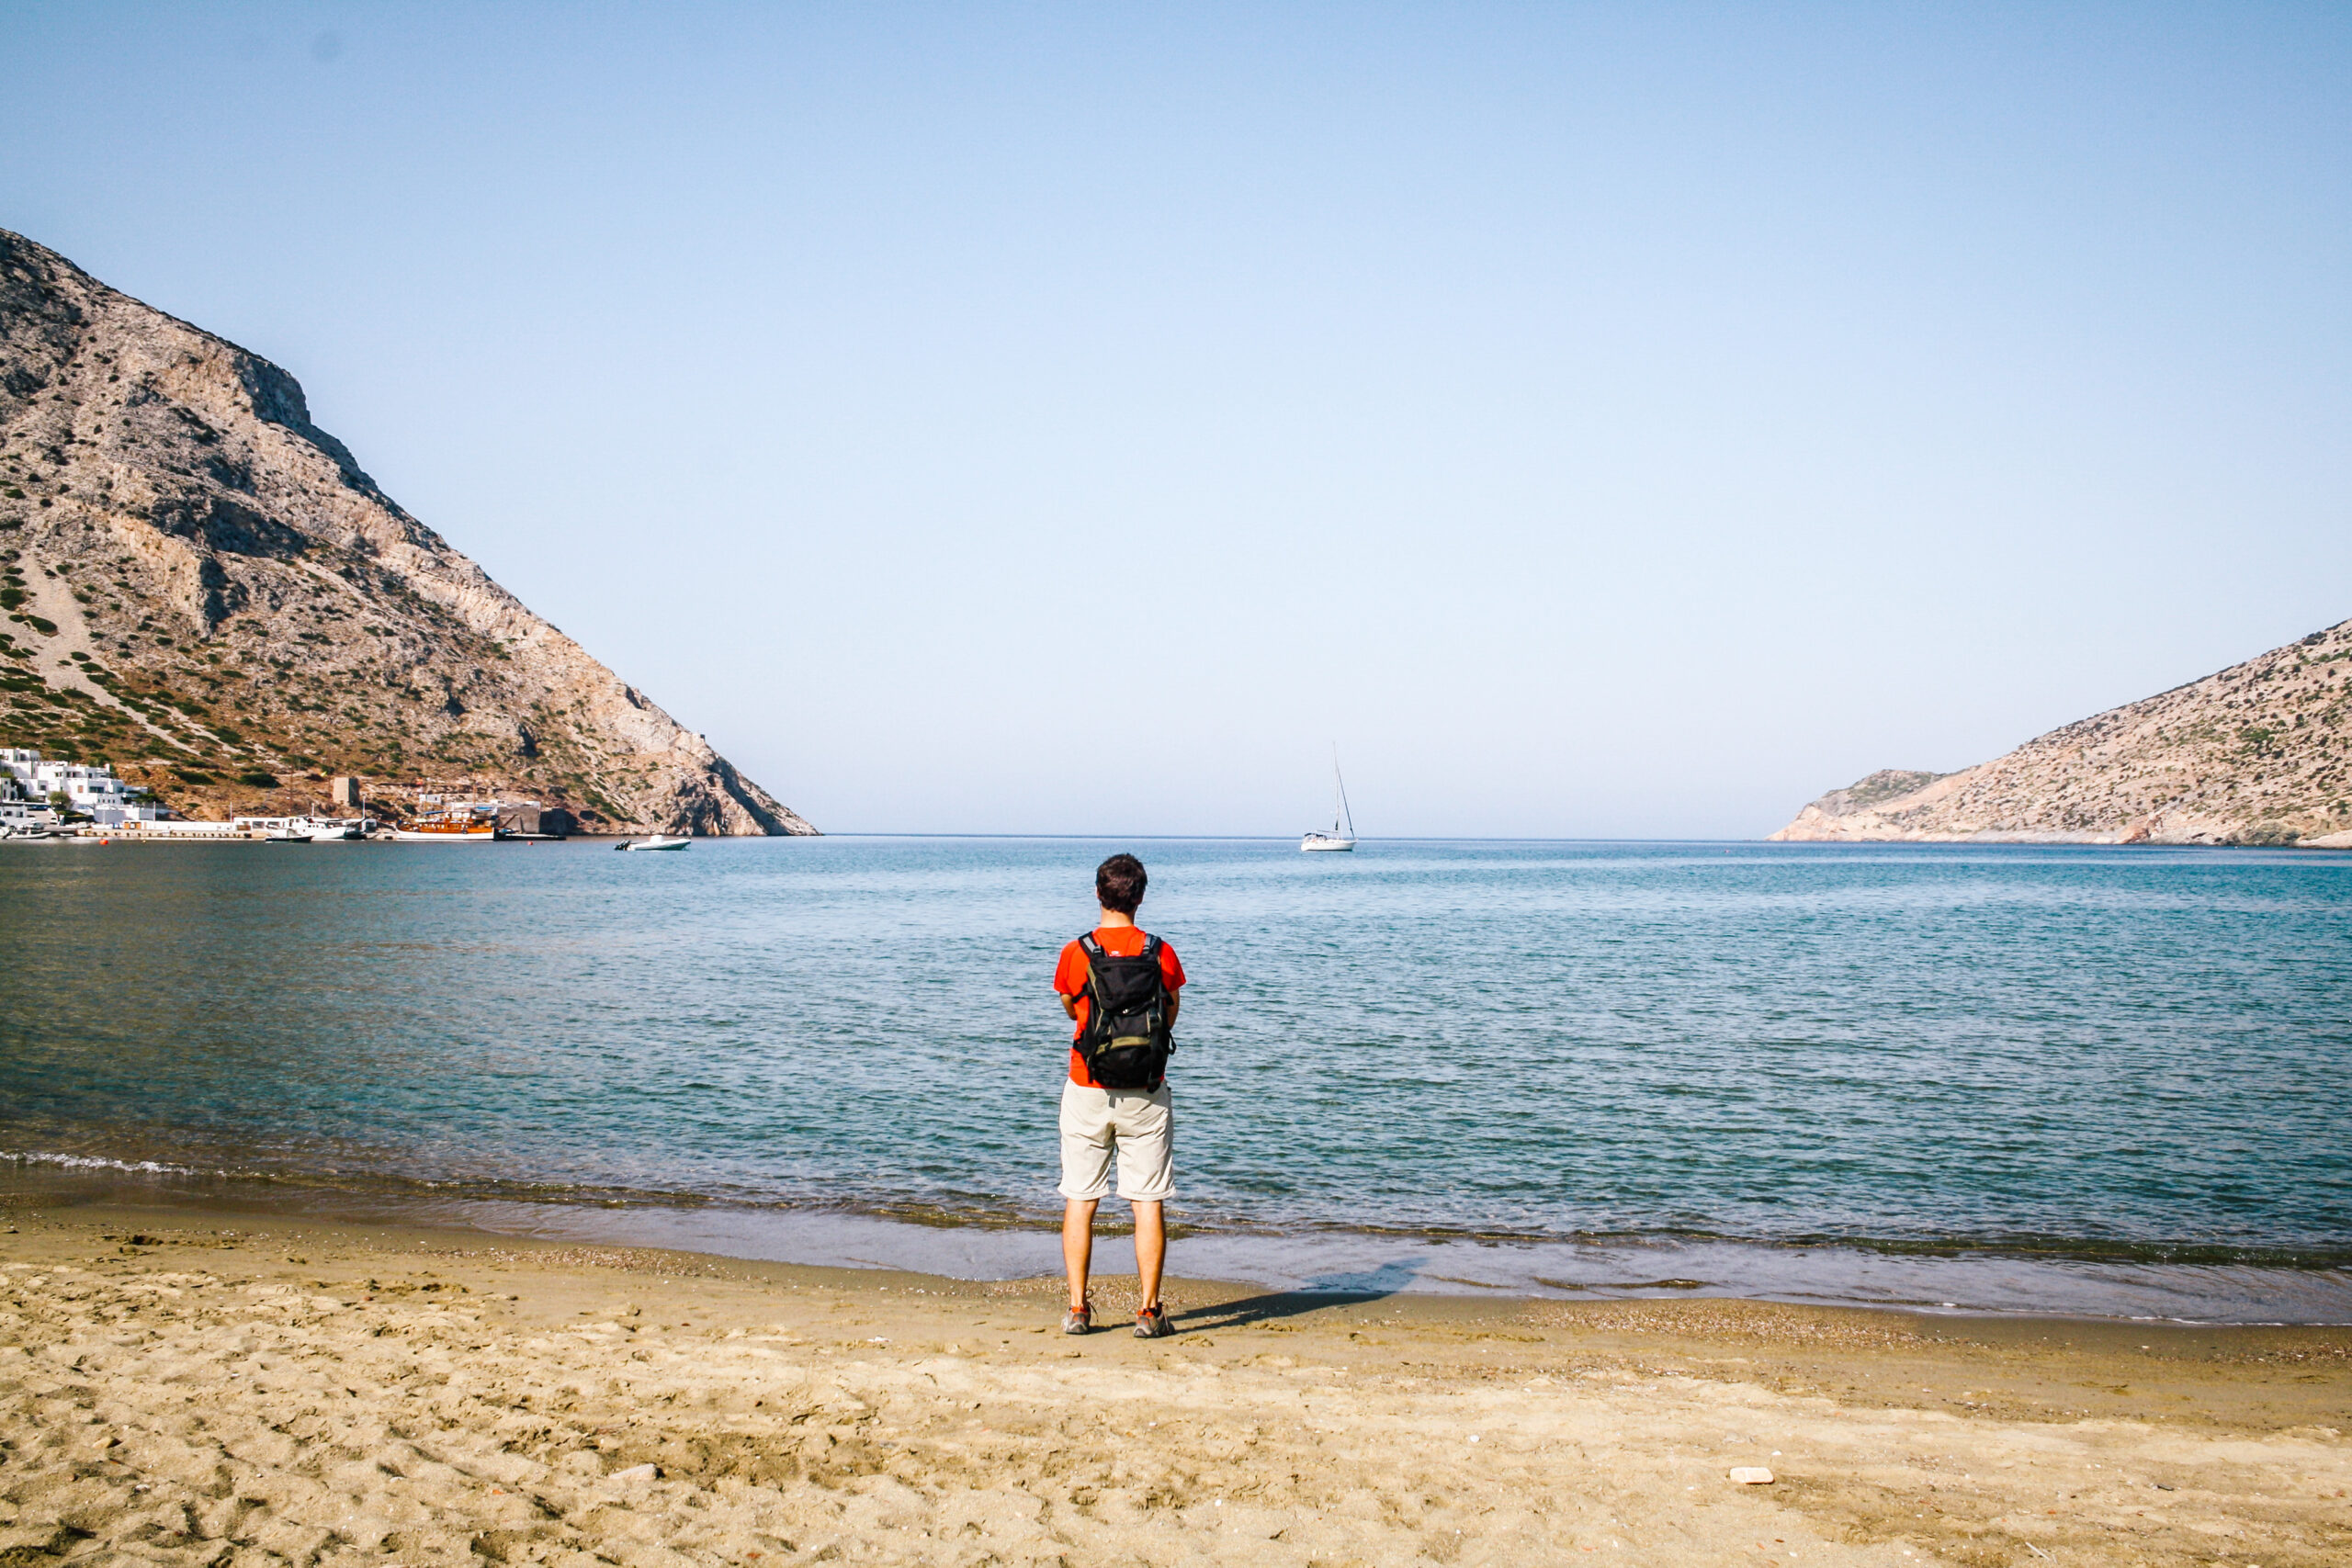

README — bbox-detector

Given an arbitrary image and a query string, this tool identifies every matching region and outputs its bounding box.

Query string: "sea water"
[3,837,2347,1320]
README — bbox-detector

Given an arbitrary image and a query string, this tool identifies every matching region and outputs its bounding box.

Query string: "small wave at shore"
[8,1152,2351,1325]
[9,1143,2349,1270]
[3,1148,202,1178]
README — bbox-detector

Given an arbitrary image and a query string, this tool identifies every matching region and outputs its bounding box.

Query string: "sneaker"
[1061,1301,1092,1335]
[1134,1303,1175,1338]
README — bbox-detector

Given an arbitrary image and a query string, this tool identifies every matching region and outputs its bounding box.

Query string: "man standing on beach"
[1053,852,1185,1337]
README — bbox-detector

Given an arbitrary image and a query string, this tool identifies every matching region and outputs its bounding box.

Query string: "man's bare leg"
[1062,1198,1098,1312]
[1132,1200,1165,1312]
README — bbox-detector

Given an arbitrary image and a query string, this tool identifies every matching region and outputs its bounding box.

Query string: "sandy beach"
[0,1203,2346,1566]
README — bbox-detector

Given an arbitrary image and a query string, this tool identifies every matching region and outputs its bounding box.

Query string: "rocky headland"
[1771,617,2352,847]
[0,229,812,833]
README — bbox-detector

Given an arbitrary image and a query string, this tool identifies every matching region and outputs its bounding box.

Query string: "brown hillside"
[0,229,813,834]
[1771,618,2352,847]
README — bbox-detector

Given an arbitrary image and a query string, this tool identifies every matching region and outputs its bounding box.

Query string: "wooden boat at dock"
[385,809,500,843]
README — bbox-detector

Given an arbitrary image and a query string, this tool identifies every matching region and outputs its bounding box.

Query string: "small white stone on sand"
[1729,1467,1775,1484]
[611,1463,659,1483]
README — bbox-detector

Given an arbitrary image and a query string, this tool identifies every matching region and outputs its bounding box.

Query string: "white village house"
[0,747,165,827]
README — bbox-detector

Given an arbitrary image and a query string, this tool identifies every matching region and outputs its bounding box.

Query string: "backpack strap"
[1078,931,1156,960]
[1075,932,1107,1043]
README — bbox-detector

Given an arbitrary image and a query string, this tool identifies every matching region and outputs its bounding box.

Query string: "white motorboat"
[618,834,691,852]
[302,817,374,841]
[1301,750,1359,852]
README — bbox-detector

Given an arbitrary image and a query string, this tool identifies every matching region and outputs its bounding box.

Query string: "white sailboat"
[1300,751,1357,852]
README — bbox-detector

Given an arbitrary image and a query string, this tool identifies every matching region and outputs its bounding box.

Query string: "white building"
[114,818,252,839]
[0,799,57,832]
[0,748,163,823]
[424,796,543,834]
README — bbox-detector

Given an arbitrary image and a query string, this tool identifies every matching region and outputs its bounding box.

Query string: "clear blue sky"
[4,3,2346,836]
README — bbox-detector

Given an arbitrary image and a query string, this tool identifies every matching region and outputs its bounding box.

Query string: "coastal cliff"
[0,229,813,834]
[1770,618,2352,848]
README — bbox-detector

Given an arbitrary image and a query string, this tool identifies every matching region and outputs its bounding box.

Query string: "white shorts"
[1057,1078,1174,1203]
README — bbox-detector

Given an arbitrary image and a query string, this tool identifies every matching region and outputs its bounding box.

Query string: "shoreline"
[2,1197,2346,1565]
[8,1162,2352,1328]
[17,829,2351,847]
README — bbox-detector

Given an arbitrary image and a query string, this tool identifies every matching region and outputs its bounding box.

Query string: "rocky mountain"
[0,229,813,834]
[1771,618,2352,848]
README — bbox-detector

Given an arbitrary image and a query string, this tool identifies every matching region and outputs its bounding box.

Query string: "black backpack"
[1074,931,1175,1090]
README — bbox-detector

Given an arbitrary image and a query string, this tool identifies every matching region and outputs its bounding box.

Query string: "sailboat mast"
[1301,746,1360,851]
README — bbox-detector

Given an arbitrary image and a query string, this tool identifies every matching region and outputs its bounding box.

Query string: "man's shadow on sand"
[1171,1258,1424,1331]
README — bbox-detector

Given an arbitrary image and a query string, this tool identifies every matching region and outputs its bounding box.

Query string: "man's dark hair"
[1095,853,1148,915]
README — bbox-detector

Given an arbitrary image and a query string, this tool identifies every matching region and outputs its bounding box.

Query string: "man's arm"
[1165,993,1180,1030]
[1060,994,1079,1021]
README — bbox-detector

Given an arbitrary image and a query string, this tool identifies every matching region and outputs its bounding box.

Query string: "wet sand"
[1,1202,2346,1566]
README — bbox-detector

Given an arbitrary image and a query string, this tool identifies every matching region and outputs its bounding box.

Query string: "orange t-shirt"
[1054,925,1186,1088]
